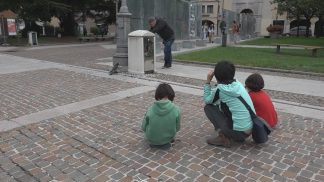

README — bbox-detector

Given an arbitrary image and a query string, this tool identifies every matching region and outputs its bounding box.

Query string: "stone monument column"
[113,0,132,72]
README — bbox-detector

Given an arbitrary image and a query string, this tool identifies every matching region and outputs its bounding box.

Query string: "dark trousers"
[163,39,174,67]
[204,105,248,142]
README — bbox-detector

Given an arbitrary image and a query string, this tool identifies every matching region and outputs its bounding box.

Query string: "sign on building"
[7,19,17,36]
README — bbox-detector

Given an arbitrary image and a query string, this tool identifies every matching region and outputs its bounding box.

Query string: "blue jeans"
[163,39,174,67]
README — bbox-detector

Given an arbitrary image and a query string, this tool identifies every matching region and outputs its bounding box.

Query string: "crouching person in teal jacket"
[142,83,181,149]
[204,61,254,148]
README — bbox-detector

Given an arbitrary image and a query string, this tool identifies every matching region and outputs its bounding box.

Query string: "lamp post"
[112,0,132,72]
[220,0,227,47]
[1,15,8,46]
[215,0,220,36]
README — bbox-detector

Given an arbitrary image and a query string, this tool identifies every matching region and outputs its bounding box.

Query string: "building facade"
[199,0,233,36]
[198,0,310,37]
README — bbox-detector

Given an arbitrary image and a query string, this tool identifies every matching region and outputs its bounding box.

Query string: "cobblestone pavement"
[1,90,323,182]
[1,47,324,182]
[0,69,139,120]
[4,45,114,71]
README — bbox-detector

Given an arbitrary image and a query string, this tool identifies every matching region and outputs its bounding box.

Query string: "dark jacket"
[150,18,175,41]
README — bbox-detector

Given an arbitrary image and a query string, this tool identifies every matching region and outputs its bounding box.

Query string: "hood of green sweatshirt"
[151,100,175,116]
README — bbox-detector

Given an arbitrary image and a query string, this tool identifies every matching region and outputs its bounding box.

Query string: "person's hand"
[206,70,214,84]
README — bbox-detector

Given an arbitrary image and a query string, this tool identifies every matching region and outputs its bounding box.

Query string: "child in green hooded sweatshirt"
[142,83,181,149]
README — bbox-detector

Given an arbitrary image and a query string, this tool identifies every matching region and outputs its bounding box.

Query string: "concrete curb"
[173,59,324,77]
[0,47,19,52]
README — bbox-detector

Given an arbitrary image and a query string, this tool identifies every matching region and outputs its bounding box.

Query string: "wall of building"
[232,0,273,36]
[127,0,200,40]
[223,0,233,11]
[200,0,219,25]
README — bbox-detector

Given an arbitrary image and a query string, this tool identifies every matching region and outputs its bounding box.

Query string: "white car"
[289,26,312,36]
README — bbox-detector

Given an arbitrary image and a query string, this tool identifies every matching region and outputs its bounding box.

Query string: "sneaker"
[206,132,231,148]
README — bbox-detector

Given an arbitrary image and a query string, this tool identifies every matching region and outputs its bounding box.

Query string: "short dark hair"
[148,17,156,23]
[155,83,175,101]
[214,61,235,84]
[245,73,264,92]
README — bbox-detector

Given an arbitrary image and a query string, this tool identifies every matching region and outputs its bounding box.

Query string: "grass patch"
[175,47,324,73]
[241,37,324,47]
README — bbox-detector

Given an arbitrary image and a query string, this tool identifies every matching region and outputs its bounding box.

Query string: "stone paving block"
[176,166,189,173]
[185,169,200,179]
[111,172,125,180]
[95,174,109,182]
[236,174,248,181]
[223,176,238,182]
[296,176,312,182]
[314,174,324,181]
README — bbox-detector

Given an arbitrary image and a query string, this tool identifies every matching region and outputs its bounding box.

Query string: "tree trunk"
[60,12,77,36]
[297,19,300,37]
[316,16,323,38]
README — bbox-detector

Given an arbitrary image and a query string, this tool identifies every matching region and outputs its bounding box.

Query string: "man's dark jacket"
[150,18,175,41]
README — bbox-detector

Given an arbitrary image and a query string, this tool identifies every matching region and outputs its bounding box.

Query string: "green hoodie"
[142,100,181,145]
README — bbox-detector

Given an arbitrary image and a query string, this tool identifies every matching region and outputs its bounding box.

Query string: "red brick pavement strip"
[0,68,139,121]
[0,91,323,181]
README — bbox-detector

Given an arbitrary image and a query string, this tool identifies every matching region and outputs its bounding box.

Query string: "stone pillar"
[113,0,132,72]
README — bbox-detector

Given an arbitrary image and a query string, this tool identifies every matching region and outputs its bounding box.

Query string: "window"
[207,5,213,14]
[202,5,205,13]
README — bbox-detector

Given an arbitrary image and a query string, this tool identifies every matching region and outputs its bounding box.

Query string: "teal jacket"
[142,100,181,145]
[204,80,254,131]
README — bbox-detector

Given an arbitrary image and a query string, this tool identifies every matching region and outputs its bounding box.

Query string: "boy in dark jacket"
[149,17,175,69]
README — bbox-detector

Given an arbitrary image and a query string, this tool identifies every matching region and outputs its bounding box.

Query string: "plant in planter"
[57,27,64,38]
[90,27,99,36]
[267,24,284,38]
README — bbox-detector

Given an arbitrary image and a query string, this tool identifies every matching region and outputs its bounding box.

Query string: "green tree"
[1,0,116,36]
[54,0,116,36]
[273,0,317,37]
[0,0,69,21]
[314,0,324,37]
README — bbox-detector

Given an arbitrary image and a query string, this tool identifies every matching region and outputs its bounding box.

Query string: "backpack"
[238,96,272,144]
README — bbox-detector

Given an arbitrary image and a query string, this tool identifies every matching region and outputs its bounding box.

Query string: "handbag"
[238,96,272,144]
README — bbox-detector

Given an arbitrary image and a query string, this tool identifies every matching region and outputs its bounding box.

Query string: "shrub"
[267,24,284,33]
[90,27,99,35]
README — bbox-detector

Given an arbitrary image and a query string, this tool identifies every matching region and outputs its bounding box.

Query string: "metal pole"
[215,0,220,36]
[119,0,129,13]
[221,0,225,22]
[1,16,7,45]
[115,0,118,42]
[112,0,132,71]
